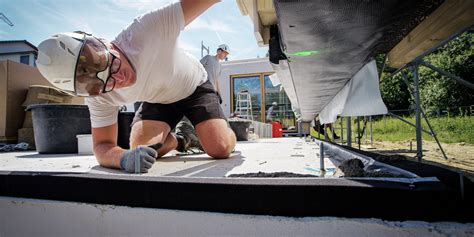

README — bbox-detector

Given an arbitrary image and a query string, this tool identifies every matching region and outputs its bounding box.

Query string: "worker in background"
[200,44,229,104]
[35,0,236,174]
[266,102,278,122]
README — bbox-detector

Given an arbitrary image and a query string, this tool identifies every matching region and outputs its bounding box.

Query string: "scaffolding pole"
[400,70,449,160]
[201,41,209,58]
[317,121,321,139]
[340,117,343,145]
[421,61,474,90]
[324,124,329,141]
[421,108,449,160]
[388,112,432,135]
[347,117,352,147]
[369,116,373,146]
[412,64,423,162]
[357,117,361,150]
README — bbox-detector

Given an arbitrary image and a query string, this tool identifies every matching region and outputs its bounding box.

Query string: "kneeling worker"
[35,0,236,173]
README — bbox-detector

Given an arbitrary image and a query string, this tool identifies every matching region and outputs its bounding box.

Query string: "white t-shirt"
[86,2,207,128]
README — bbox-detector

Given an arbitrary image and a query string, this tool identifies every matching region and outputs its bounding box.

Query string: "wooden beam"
[387,0,474,68]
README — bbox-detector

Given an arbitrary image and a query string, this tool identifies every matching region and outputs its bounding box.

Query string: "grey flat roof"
[0,137,472,221]
[0,138,335,177]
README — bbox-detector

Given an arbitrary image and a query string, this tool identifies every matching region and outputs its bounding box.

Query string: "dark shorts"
[132,80,226,129]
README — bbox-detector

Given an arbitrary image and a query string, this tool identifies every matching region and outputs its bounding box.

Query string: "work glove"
[120,145,157,173]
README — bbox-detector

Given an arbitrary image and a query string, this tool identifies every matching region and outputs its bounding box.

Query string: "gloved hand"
[120,145,157,173]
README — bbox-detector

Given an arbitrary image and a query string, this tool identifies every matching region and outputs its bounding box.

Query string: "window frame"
[230,72,273,122]
[19,54,30,65]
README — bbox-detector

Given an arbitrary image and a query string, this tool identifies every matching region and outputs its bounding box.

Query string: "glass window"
[231,74,297,130]
[20,55,30,65]
[232,75,262,121]
[264,75,296,131]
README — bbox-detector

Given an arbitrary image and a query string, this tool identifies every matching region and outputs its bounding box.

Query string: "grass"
[311,115,474,144]
[309,115,474,180]
[369,115,474,144]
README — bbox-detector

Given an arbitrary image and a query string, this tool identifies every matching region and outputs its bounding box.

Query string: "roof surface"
[272,0,442,121]
[0,40,38,54]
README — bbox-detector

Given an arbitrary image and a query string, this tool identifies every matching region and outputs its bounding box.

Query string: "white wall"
[219,58,273,117]
[0,53,36,67]
[2,197,473,237]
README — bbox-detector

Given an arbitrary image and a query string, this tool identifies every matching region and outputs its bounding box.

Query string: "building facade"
[219,58,296,131]
[0,40,37,67]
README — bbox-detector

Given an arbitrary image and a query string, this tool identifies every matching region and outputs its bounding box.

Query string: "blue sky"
[0,0,269,60]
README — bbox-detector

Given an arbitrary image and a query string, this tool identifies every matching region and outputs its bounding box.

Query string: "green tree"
[378,54,411,111]
[379,30,473,115]
[420,30,473,115]
[380,73,411,111]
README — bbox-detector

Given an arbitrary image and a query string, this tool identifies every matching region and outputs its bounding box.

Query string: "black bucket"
[27,104,91,154]
[117,112,135,149]
[228,120,252,141]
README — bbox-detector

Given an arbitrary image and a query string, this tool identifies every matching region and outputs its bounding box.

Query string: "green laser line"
[286,50,322,57]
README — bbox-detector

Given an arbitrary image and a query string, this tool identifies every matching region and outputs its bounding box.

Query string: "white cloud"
[179,40,200,54]
[214,30,223,44]
[32,0,66,21]
[0,29,10,39]
[231,46,255,59]
[110,0,172,11]
[186,18,237,34]
[94,1,123,14]
[230,45,268,60]
[71,18,94,35]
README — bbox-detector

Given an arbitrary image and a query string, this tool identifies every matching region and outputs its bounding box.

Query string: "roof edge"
[0,40,38,51]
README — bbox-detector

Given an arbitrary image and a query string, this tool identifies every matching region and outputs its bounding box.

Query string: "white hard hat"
[218,44,230,54]
[36,32,85,93]
[272,102,278,106]
[37,32,116,96]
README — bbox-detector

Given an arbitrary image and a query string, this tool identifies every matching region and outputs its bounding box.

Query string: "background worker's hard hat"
[36,32,85,93]
[218,44,230,54]
[272,102,278,106]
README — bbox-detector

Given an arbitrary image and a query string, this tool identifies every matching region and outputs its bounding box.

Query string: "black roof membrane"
[273,0,443,121]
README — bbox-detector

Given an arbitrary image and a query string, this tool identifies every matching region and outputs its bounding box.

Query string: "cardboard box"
[0,60,84,142]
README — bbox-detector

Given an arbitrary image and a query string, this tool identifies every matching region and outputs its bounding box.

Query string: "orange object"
[271,121,283,138]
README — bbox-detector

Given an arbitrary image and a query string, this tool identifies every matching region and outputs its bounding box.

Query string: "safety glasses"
[74,34,121,96]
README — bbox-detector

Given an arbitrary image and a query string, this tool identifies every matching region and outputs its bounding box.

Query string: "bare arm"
[180,0,220,26]
[92,123,124,169]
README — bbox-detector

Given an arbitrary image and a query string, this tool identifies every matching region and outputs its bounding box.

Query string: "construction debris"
[334,159,365,177]
[0,142,29,152]
[334,158,408,178]
[229,171,317,178]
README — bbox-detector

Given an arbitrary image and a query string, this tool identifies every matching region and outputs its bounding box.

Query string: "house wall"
[219,58,273,117]
[0,53,36,67]
[0,41,38,67]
